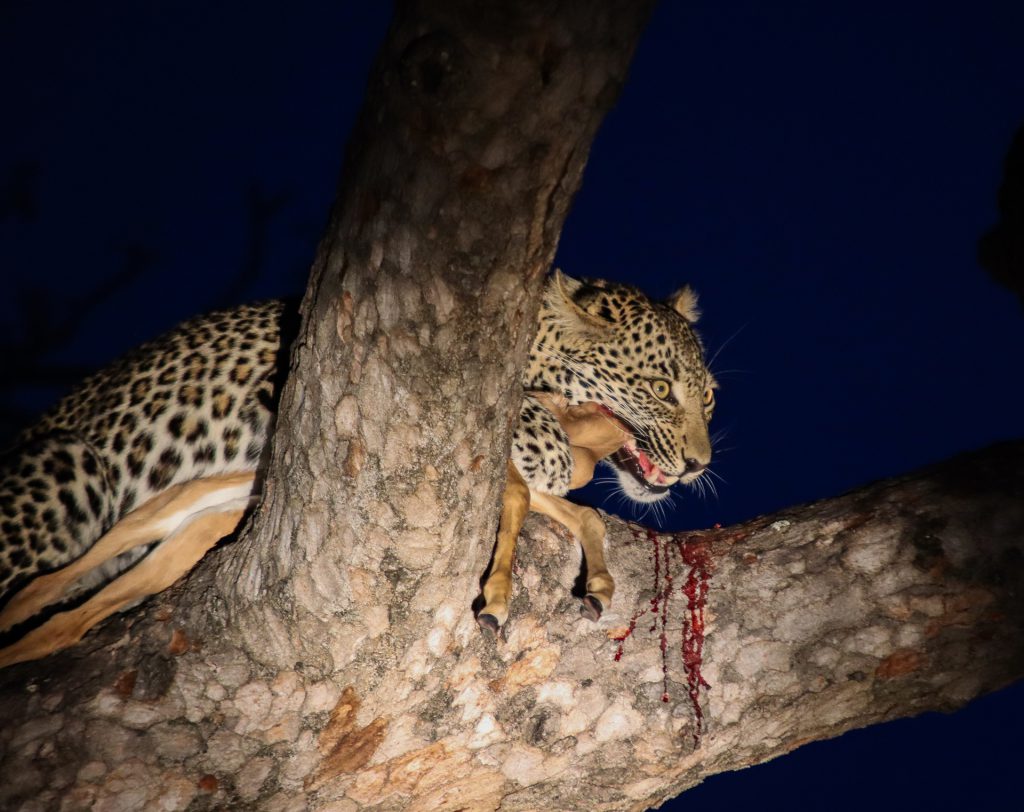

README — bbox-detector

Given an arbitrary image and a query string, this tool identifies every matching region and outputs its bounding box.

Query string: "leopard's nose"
[684,457,707,475]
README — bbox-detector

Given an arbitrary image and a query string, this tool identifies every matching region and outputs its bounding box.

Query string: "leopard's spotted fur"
[0,302,294,601]
[0,274,714,606]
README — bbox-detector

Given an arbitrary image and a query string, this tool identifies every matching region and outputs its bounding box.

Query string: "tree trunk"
[2,3,1024,811]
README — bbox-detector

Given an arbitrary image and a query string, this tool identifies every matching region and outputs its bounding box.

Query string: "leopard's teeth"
[619,439,670,487]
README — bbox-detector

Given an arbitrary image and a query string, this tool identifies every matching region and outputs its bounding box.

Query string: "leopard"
[477,271,716,629]
[0,272,715,644]
[0,301,295,607]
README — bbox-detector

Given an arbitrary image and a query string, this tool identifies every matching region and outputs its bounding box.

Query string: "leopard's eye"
[650,379,671,400]
[703,387,715,407]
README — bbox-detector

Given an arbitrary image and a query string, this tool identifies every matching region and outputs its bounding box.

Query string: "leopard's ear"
[546,270,612,339]
[667,285,700,323]
[551,269,585,299]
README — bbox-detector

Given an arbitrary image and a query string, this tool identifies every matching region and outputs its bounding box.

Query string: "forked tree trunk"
[2,3,1024,811]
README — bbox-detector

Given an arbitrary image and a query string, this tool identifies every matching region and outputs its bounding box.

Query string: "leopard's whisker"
[707,323,746,372]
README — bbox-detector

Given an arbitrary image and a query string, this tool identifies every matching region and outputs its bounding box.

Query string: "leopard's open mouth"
[608,440,671,495]
[597,406,673,495]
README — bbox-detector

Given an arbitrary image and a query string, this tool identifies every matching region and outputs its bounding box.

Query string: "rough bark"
[216,0,656,674]
[3,439,1022,810]
[2,2,1023,811]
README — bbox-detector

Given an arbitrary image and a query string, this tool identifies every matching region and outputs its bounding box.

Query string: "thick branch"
[3,444,1021,809]
[562,440,1024,808]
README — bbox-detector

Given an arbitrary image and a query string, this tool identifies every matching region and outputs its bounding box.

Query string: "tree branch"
[2,442,1021,810]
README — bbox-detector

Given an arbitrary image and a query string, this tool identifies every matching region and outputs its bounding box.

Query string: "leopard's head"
[533,271,717,503]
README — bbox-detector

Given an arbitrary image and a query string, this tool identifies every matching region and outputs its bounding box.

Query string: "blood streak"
[612,609,640,662]
[615,527,714,746]
[676,533,712,745]
[612,528,658,660]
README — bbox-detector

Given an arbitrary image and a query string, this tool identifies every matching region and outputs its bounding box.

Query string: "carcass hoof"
[580,595,603,622]
[477,613,501,634]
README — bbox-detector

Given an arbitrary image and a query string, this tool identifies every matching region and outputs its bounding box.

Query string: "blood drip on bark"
[613,527,713,747]
[675,531,712,745]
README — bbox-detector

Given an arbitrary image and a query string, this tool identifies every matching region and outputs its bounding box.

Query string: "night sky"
[2,2,1023,810]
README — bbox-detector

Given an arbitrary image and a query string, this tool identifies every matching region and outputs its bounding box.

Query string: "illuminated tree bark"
[2,2,1024,811]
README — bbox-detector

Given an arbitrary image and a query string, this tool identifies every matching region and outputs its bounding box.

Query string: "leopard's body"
[0,302,292,600]
[0,274,714,607]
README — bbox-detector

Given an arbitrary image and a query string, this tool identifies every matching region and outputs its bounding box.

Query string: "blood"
[658,541,672,703]
[612,608,641,661]
[676,533,712,745]
[615,527,714,747]
[612,528,659,660]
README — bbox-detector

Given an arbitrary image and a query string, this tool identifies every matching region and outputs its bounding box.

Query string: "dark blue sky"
[2,2,1022,809]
